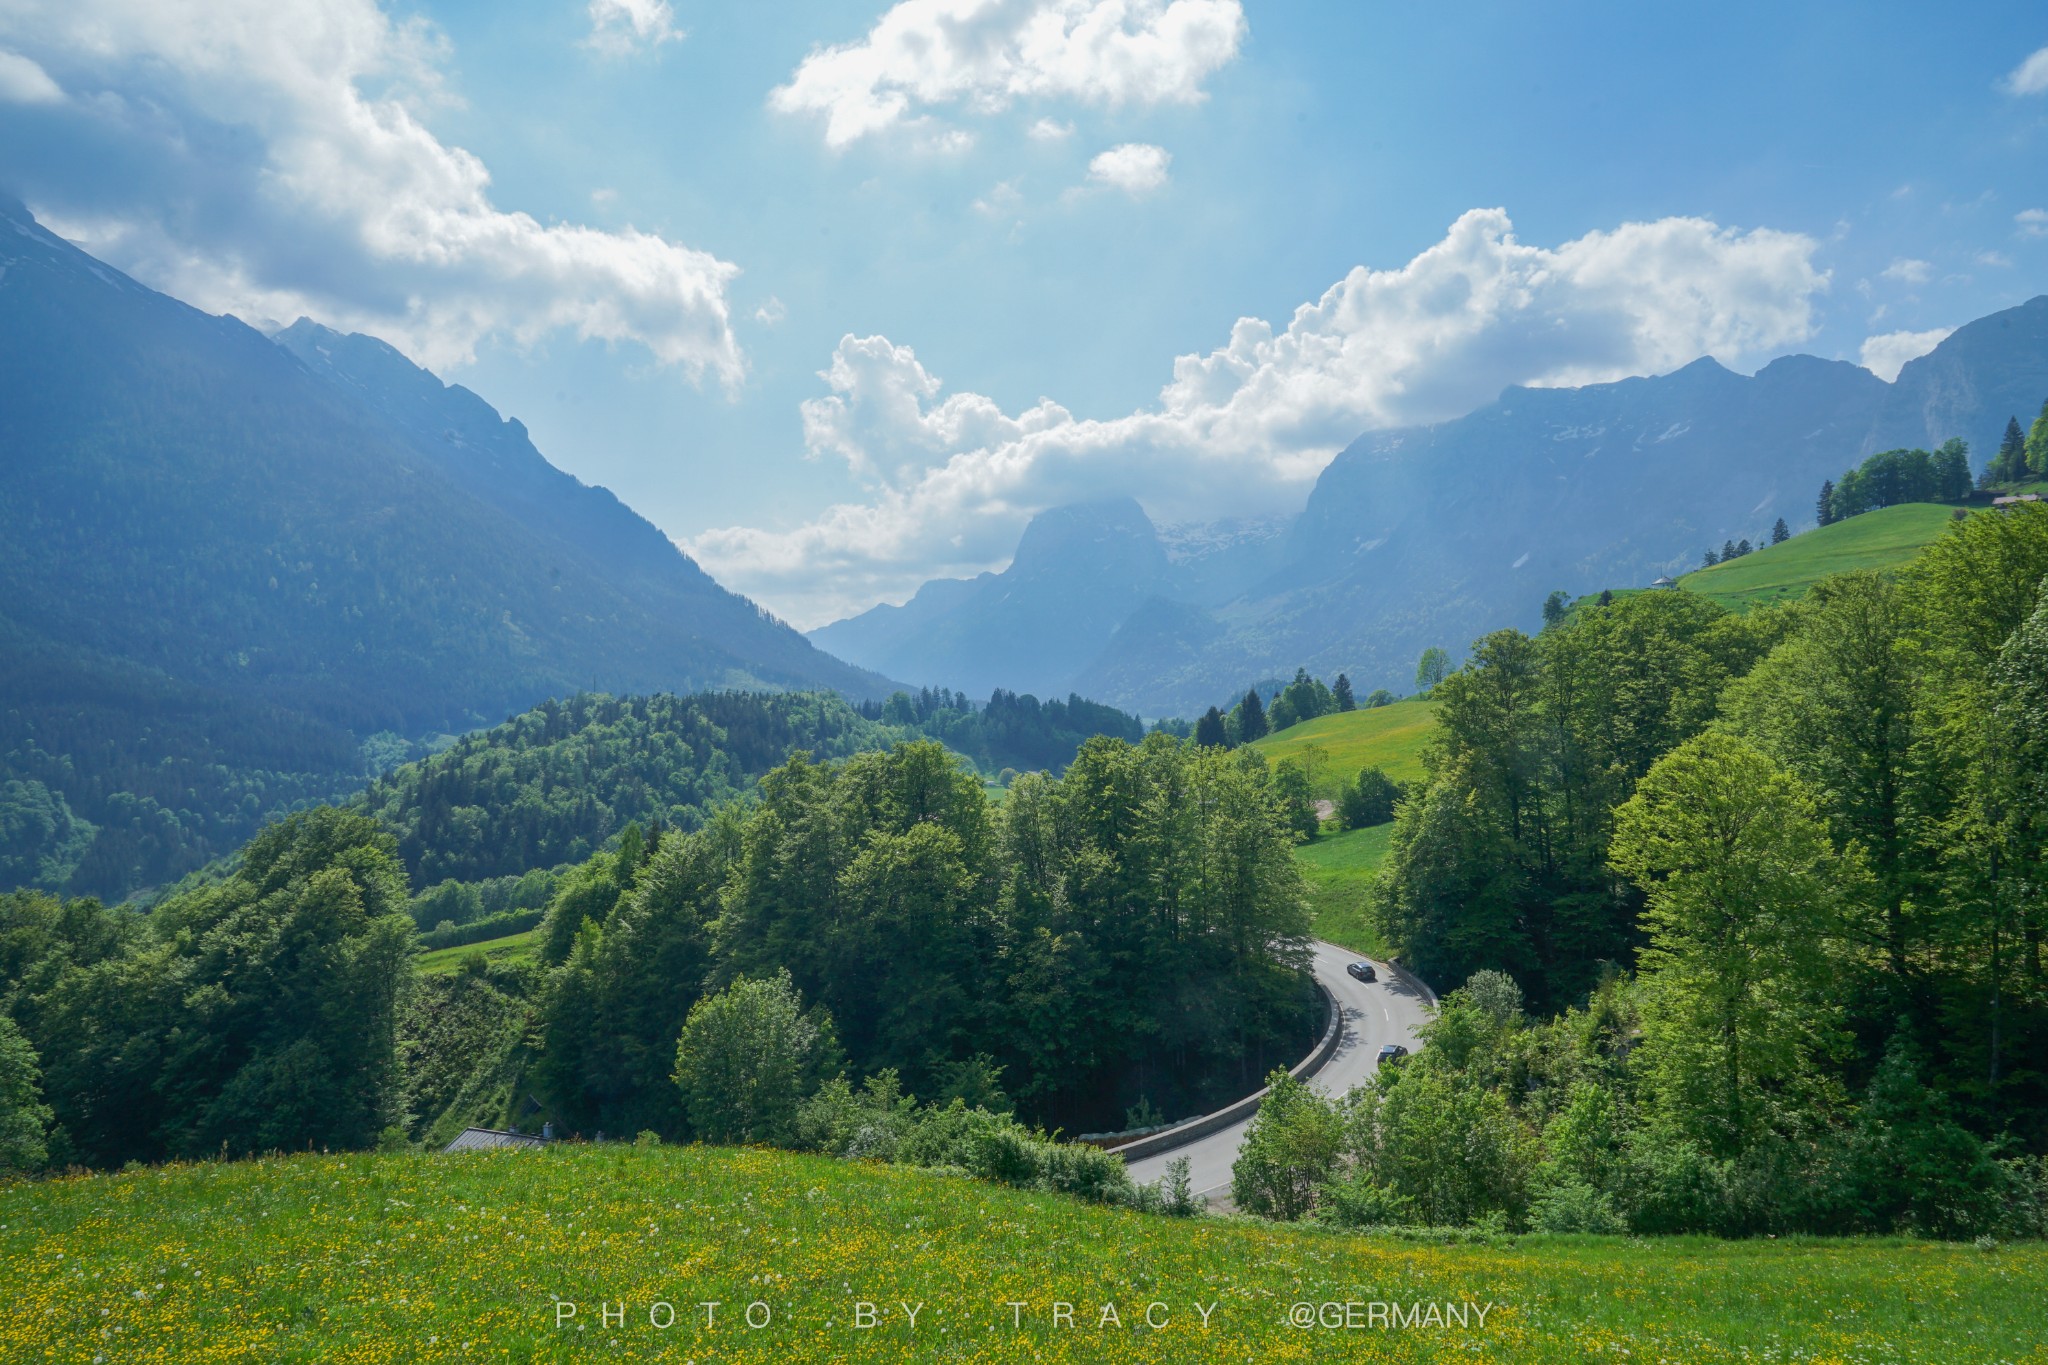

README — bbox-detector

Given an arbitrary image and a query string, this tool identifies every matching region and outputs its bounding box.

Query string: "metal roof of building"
[442,1127,547,1153]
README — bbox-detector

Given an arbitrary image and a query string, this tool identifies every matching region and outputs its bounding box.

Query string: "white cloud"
[1880,257,1930,284]
[2019,208,2048,239]
[1086,142,1170,194]
[0,0,742,381]
[1977,249,2013,268]
[753,295,787,326]
[586,0,684,56]
[1027,116,1074,140]
[769,0,1245,147]
[972,179,1023,217]
[1859,327,1952,382]
[690,209,1828,626]
[2003,44,2048,95]
[0,46,63,103]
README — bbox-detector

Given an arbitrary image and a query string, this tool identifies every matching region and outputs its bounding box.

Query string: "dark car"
[1376,1044,1409,1068]
[1345,960,1378,983]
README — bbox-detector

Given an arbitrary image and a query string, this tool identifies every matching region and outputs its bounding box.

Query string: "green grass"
[1251,698,1438,794]
[6,1147,2041,1363]
[1296,824,1395,955]
[1678,502,1963,611]
[417,927,540,976]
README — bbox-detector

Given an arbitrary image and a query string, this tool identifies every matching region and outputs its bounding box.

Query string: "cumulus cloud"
[1859,327,1952,382]
[2019,208,2048,239]
[1027,116,1075,140]
[2003,44,2048,96]
[1086,142,1170,194]
[585,0,684,56]
[1880,257,1930,284]
[0,0,741,380]
[0,47,63,103]
[753,295,787,326]
[690,209,1828,626]
[769,0,1245,147]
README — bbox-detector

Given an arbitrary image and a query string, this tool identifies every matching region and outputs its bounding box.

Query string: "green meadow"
[4,1146,2041,1364]
[1249,698,1437,793]
[1296,824,1395,956]
[418,927,542,976]
[1678,502,1963,611]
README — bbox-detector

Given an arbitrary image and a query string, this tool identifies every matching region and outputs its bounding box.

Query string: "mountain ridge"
[822,297,2048,715]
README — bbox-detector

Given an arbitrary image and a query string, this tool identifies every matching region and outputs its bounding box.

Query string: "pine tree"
[1238,689,1269,742]
[1703,547,1720,567]
[1736,538,1753,557]
[1721,539,1738,562]
[1817,479,1836,527]
[1194,706,1229,747]
[1332,674,1355,712]
[1994,417,2026,483]
[1597,589,1613,607]
[1771,518,1790,545]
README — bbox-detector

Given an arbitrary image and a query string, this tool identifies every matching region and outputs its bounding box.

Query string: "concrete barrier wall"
[1108,980,1342,1165]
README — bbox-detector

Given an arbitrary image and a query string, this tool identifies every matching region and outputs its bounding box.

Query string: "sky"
[2,0,2046,627]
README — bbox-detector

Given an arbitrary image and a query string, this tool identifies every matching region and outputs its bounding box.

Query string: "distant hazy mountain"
[0,194,890,898]
[829,297,2048,717]
[809,498,1287,700]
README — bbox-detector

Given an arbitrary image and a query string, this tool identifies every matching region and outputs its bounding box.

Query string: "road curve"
[1122,942,1435,1206]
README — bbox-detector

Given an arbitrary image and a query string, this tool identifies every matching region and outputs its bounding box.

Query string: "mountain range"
[813,299,2048,715]
[0,194,890,898]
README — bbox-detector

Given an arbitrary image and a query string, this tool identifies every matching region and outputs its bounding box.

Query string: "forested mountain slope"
[0,197,890,900]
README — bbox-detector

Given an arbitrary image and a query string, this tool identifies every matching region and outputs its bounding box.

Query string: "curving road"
[1122,941,1435,1207]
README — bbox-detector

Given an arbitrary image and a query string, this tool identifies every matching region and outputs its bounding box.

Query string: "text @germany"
[550,1299,1501,1333]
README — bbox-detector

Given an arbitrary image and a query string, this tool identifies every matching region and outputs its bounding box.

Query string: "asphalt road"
[1122,941,1435,1206]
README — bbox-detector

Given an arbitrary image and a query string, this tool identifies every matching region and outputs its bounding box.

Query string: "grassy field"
[418,927,541,976]
[1297,824,1394,956]
[1250,699,1438,794]
[4,1146,2041,1364]
[1678,502,1962,611]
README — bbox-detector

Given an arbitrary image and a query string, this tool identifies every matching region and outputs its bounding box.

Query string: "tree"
[1703,547,1720,567]
[1597,590,1613,608]
[1721,539,1738,562]
[1992,416,2027,483]
[1542,591,1570,630]
[1237,688,1269,742]
[1415,647,1451,692]
[1194,706,1229,748]
[1339,767,1401,830]
[0,1014,51,1173]
[143,807,416,1160]
[673,971,837,1145]
[1273,761,1319,842]
[1817,479,1836,527]
[1332,674,1356,712]
[1832,469,1872,521]
[2028,398,2048,477]
[1771,518,1790,545]
[1365,689,1395,708]
[1722,572,1919,992]
[1230,1069,1343,1220]
[1932,439,1972,501]
[1609,733,1849,1155]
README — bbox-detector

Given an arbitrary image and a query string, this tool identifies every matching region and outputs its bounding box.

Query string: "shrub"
[1530,1181,1626,1234]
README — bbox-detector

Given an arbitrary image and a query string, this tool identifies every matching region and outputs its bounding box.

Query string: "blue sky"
[2,0,2046,624]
